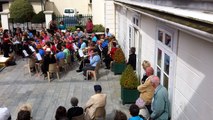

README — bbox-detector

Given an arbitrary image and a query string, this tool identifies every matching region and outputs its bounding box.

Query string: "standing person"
[127,47,136,70]
[84,85,107,120]
[137,67,155,114]
[86,18,93,33]
[2,30,11,57]
[141,60,151,84]
[129,104,144,120]
[149,76,170,120]
[105,28,112,37]
[58,21,66,32]
[67,97,84,120]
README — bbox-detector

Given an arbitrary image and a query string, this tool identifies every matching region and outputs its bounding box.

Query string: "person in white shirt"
[0,107,11,120]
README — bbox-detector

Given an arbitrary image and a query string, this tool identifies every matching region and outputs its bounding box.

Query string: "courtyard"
[0,58,130,120]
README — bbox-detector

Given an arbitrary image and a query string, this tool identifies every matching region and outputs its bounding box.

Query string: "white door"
[155,28,176,102]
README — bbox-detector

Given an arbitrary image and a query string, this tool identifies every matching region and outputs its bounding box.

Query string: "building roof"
[115,0,213,41]
[115,0,213,24]
[9,0,46,2]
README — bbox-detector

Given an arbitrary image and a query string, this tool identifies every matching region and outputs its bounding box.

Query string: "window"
[155,27,177,102]
[133,16,139,26]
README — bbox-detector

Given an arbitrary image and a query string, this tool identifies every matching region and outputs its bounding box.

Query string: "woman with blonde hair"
[141,60,151,84]
[17,103,32,120]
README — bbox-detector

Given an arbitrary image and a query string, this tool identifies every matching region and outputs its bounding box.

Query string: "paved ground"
[0,58,131,120]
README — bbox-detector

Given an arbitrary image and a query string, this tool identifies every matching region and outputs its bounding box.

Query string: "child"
[129,104,144,120]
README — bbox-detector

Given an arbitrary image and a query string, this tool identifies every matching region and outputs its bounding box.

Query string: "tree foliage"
[31,11,45,23]
[120,65,139,89]
[10,0,35,23]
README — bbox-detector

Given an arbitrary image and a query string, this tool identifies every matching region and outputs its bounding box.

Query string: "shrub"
[10,0,35,23]
[31,11,45,23]
[120,65,139,89]
[67,25,85,32]
[93,24,105,32]
[67,26,76,32]
[114,48,125,63]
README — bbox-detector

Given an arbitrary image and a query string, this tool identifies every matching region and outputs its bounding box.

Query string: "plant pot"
[112,62,126,75]
[121,87,139,105]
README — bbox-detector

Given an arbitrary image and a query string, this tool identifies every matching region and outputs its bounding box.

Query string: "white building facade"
[110,0,213,119]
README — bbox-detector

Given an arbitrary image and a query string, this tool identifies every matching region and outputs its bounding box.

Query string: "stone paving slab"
[0,59,131,120]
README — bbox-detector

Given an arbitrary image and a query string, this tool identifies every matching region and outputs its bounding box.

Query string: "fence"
[56,14,92,27]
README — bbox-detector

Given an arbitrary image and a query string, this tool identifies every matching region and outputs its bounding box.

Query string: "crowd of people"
[0,17,169,119]
[0,17,122,80]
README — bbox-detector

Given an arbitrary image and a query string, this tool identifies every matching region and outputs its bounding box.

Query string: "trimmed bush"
[10,0,35,23]
[31,11,45,23]
[114,48,125,63]
[93,24,105,32]
[120,65,139,89]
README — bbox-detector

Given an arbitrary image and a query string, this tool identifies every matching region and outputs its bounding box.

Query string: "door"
[156,28,176,102]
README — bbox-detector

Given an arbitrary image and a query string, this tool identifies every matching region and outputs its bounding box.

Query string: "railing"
[56,14,92,27]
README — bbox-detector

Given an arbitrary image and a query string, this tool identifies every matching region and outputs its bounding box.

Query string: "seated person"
[114,110,127,120]
[56,45,66,61]
[76,43,95,72]
[55,106,68,120]
[82,49,101,80]
[129,104,144,120]
[17,111,31,120]
[17,103,32,120]
[0,107,11,120]
[85,85,107,120]
[67,97,84,120]
[41,48,56,77]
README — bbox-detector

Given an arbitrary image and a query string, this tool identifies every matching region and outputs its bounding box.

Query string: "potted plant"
[120,65,140,104]
[111,48,126,75]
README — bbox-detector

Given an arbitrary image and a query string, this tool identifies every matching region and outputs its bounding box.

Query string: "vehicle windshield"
[64,9,74,13]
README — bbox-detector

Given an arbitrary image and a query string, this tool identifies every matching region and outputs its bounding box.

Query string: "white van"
[63,8,78,17]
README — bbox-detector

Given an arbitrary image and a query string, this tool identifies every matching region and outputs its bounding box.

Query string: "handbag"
[135,97,145,109]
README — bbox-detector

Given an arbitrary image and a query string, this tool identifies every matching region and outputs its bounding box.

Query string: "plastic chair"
[94,106,106,120]
[86,61,101,81]
[24,58,35,76]
[47,63,59,82]
[66,55,71,69]
[58,59,67,72]
[72,114,85,120]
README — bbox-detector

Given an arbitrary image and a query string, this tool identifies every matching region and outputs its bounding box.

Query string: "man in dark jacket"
[127,47,136,70]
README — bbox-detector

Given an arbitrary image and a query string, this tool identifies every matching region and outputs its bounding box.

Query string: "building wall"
[140,15,156,67]
[49,0,90,15]
[104,0,116,33]
[92,0,105,25]
[2,3,9,12]
[31,2,42,13]
[115,2,213,119]
[173,31,213,120]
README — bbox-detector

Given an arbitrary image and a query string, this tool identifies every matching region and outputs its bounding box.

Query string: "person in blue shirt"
[82,49,101,80]
[129,104,144,120]
[91,33,98,43]
[79,38,86,50]
[56,45,65,61]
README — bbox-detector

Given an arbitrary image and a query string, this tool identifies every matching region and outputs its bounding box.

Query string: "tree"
[10,0,35,23]
[31,11,45,23]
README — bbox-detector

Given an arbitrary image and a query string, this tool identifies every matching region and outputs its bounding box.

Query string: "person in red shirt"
[3,30,11,57]
[86,18,93,33]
